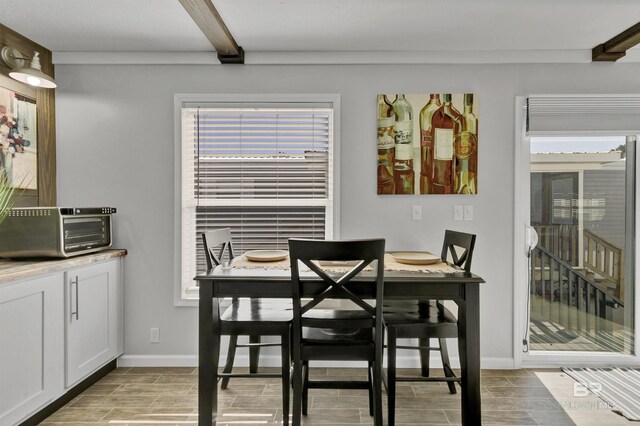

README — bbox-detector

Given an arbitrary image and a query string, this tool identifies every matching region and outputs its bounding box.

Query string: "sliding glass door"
[528,136,635,354]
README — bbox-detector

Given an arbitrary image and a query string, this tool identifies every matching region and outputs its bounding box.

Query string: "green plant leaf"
[0,176,18,226]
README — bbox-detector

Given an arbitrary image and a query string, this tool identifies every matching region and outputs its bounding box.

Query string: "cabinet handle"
[70,276,79,321]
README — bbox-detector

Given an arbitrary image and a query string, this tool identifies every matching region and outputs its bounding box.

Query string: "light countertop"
[0,249,127,284]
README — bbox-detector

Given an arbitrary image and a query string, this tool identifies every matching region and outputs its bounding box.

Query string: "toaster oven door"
[62,215,111,254]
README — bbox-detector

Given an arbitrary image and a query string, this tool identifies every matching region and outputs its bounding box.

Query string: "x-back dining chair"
[383,229,476,425]
[288,238,386,426]
[201,228,292,424]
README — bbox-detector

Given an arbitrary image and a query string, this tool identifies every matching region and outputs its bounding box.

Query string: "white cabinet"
[0,273,64,426]
[65,259,123,387]
[0,252,124,425]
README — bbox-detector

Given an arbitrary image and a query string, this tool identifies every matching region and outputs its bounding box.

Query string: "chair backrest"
[440,230,476,272]
[201,228,235,270]
[288,238,386,344]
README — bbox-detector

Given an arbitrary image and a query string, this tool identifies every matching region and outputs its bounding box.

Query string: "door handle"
[525,225,539,256]
[70,276,79,321]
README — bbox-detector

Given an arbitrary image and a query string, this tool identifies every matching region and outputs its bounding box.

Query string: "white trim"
[174,95,188,307]
[117,354,514,369]
[118,355,199,367]
[513,96,529,368]
[634,135,640,363]
[522,352,640,368]
[52,50,602,65]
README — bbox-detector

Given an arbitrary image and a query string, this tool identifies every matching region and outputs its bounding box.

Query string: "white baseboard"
[118,354,515,369]
[118,355,198,367]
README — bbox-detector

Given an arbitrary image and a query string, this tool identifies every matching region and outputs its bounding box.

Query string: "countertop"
[0,249,127,284]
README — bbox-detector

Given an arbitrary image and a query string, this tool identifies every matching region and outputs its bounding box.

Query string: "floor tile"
[40,367,634,425]
[43,407,111,422]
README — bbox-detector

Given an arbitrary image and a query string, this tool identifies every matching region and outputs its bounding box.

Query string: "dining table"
[195,253,485,425]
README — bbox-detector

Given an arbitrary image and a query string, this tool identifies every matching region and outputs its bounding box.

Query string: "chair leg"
[387,327,397,426]
[373,350,383,426]
[367,361,374,416]
[302,361,309,415]
[281,332,290,426]
[419,338,431,377]
[221,334,238,389]
[292,357,302,426]
[249,335,261,374]
[439,338,457,395]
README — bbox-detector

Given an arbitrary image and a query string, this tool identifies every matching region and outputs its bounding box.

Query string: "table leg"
[199,280,221,425]
[458,284,481,425]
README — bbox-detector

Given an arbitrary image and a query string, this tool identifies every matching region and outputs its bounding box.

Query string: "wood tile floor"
[41,367,632,425]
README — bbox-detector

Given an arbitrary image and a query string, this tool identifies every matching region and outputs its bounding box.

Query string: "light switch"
[454,205,463,221]
[412,205,422,221]
[464,205,474,221]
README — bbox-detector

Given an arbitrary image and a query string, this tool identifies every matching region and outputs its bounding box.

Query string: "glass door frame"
[513,96,640,368]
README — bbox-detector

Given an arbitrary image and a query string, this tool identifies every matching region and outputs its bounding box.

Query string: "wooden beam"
[178,0,244,64]
[592,22,640,62]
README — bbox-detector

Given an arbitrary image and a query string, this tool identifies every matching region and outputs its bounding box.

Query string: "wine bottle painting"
[377,93,477,195]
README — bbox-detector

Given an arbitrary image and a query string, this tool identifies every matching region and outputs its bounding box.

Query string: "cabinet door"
[65,260,119,387]
[0,273,64,425]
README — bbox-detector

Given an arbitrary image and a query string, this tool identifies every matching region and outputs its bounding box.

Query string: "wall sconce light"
[1,46,57,89]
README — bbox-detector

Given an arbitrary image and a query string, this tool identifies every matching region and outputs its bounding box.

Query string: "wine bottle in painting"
[392,94,414,194]
[454,93,477,194]
[377,94,395,194]
[430,94,461,194]
[418,94,441,194]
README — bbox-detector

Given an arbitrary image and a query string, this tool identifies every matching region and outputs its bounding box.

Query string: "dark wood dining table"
[195,260,485,425]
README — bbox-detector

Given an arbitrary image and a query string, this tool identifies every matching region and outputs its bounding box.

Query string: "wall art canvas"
[377,93,477,195]
[0,86,37,189]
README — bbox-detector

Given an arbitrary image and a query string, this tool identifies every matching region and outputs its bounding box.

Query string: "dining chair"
[288,238,386,426]
[383,229,476,426]
[201,229,292,424]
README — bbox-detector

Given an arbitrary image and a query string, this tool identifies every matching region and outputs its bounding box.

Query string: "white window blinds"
[180,105,335,297]
[527,95,640,134]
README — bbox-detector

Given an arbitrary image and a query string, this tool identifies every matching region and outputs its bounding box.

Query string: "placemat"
[230,253,458,273]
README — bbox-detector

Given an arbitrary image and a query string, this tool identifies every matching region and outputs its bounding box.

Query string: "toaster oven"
[0,207,116,258]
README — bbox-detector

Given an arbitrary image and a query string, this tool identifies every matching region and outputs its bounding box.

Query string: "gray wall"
[54,63,640,367]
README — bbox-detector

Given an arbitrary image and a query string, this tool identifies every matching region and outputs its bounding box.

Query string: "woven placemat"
[230,253,457,273]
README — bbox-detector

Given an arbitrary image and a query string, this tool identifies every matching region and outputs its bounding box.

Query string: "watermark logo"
[574,381,602,397]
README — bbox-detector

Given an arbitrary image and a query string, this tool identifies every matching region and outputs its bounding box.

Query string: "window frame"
[173,94,341,306]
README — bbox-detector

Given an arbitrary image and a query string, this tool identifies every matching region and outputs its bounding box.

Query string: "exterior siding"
[583,169,626,250]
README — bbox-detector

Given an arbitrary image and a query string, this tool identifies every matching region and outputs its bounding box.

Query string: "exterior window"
[178,99,336,300]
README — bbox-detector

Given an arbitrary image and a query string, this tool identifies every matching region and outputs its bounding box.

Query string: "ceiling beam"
[178,0,244,64]
[592,22,640,62]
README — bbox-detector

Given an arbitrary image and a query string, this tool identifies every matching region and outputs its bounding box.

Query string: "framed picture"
[377,93,477,195]
[0,86,37,190]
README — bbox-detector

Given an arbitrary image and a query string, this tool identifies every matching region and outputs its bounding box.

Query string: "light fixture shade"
[3,49,57,89]
[9,68,57,88]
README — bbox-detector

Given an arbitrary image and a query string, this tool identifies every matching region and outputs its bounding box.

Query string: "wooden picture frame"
[0,23,56,206]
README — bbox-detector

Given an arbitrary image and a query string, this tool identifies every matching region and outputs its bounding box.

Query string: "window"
[177,96,339,300]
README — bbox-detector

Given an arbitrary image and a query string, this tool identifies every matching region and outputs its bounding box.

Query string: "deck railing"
[584,229,624,300]
[531,245,623,334]
[534,224,580,266]
[533,225,625,300]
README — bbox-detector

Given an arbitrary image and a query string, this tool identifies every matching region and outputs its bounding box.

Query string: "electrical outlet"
[464,205,474,221]
[412,205,422,221]
[454,205,463,221]
[150,328,160,343]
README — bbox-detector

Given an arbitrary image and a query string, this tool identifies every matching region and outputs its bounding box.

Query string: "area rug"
[563,367,640,421]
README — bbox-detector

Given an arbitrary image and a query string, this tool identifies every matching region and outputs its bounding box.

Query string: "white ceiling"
[2,0,640,63]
